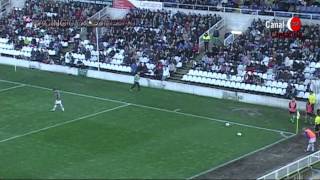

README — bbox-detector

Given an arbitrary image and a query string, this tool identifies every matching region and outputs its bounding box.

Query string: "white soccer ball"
[225,122,230,127]
[237,132,242,136]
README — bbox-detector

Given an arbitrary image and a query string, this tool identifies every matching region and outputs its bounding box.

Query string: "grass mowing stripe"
[131,104,295,135]
[187,133,296,179]
[0,79,294,135]
[0,84,25,93]
[0,104,130,143]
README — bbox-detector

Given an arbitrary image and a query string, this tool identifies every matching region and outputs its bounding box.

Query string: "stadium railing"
[56,0,112,5]
[198,18,224,51]
[223,33,234,46]
[0,0,10,17]
[257,150,320,180]
[163,2,320,20]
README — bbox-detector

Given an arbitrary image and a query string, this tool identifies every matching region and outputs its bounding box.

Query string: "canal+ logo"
[286,17,302,32]
[266,17,302,38]
[266,17,301,32]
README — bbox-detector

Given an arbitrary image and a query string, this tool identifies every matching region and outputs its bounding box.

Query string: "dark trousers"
[204,42,209,52]
[131,82,140,90]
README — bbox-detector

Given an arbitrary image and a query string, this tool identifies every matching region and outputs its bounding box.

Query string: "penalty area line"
[0,104,130,143]
[0,84,25,93]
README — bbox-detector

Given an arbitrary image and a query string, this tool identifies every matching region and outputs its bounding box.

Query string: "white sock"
[60,104,65,111]
[307,144,311,151]
[52,105,57,111]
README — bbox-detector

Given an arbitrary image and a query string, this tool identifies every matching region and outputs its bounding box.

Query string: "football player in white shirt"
[51,88,65,112]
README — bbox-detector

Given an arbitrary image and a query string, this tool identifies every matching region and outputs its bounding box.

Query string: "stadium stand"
[0,0,318,99]
[148,0,320,13]
[182,18,319,99]
[0,0,104,62]
[67,9,221,79]
[0,0,222,80]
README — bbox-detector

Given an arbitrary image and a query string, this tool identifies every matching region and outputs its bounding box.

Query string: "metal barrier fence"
[0,0,10,17]
[258,150,320,180]
[224,33,234,46]
[57,0,112,5]
[198,18,224,51]
[162,2,320,20]
[89,6,109,20]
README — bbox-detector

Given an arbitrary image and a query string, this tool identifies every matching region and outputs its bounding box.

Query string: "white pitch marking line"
[0,79,294,135]
[174,108,180,112]
[186,133,296,179]
[280,131,292,138]
[0,84,25,93]
[0,104,130,143]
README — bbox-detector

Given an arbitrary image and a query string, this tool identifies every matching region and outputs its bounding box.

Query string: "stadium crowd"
[0,0,104,63]
[68,9,221,79]
[0,0,222,80]
[0,0,319,99]
[193,18,319,98]
[149,0,320,13]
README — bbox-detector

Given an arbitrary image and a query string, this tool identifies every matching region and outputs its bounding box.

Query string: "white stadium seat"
[236,76,242,82]
[211,79,218,85]
[195,77,201,83]
[271,87,277,94]
[298,85,305,91]
[216,73,222,79]
[235,83,241,89]
[281,82,288,89]
[256,85,263,92]
[297,91,304,98]
[239,83,246,90]
[209,78,215,85]
[276,82,283,88]
[224,81,231,87]
[194,70,200,76]
[203,71,208,77]
[198,71,204,77]
[190,76,197,82]
[212,72,218,79]
[261,86,267,93]
[266,87,272,93]
[215,80,222,86]
[221,74,227,80]
[262,74,267,79]
[244,84,250,90]
[230,75,237,82]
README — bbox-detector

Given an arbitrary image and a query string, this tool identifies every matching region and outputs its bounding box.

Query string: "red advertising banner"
[113,0,136,9]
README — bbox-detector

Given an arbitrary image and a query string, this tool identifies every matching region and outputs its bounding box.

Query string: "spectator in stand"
[196,18,319,97]
[0,0,103,64]
[202,33,210,52]
[148,0,320,13]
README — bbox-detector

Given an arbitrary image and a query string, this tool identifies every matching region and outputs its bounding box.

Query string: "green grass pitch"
[0,64,296,178]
